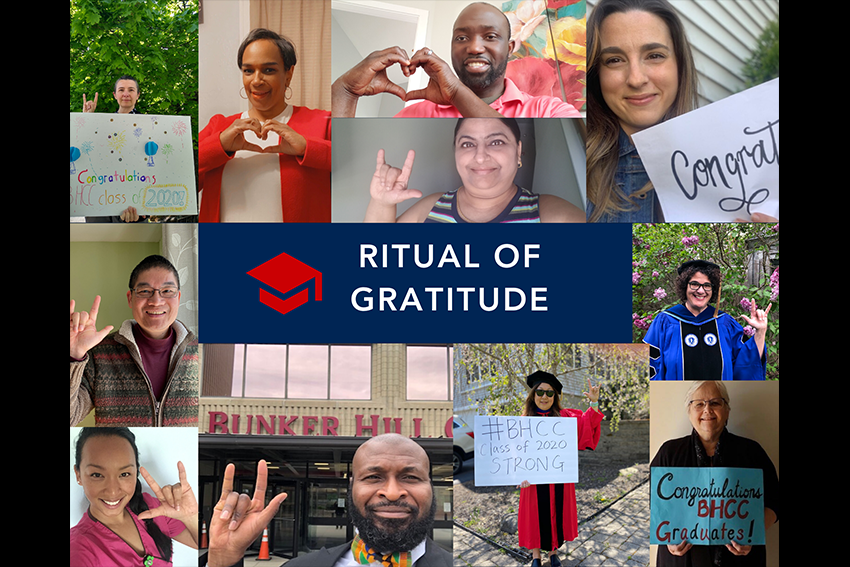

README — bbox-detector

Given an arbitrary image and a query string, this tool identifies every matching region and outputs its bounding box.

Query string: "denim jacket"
[587,128,658,223]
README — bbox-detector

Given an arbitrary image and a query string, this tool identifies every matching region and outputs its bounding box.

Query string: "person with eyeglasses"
[650,381,779,566]
[516,371,604,567]
[70,255,198,427]
[644,260,770,381]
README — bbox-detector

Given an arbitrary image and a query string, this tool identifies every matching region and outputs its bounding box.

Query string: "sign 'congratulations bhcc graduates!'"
[197,223,632,344]
[70,113,198,217]
[651,467,766,546]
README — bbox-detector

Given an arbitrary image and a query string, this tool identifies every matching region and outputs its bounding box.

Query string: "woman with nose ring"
[516,371,604,567]
[364,117,585,222]
[198,28,331,222]
[650,381,779,566]
[644,260,771,381]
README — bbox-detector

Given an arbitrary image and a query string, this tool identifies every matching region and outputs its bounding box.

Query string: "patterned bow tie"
[351,534,412,567]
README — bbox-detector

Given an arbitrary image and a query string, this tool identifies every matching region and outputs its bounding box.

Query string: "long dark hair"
[521,382,563,416]
[586,0,699,221]
[74,428,173,561]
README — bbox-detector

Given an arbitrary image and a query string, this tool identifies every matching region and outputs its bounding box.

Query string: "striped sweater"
[423,186,541,223]
[70,320,199,427]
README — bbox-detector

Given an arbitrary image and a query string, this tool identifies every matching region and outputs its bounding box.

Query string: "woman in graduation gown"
[517,371,604,567]
[651,381,779,566]
[644,260,770,381]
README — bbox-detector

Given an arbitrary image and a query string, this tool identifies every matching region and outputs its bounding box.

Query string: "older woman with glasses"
[644,260,770,381]
[650,381,779,566]
[516,371,604,567]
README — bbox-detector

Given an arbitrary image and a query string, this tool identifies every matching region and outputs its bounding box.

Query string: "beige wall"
[199,344,453,437]
[649,381,780,566]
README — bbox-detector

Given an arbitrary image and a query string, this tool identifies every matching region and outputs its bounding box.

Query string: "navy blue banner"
[198,223,632,344]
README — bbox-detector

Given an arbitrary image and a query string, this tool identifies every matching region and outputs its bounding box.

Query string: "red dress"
[518,407,603,550]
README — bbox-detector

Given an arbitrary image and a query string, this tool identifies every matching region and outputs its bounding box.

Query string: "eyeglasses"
[131,287,179,299]
[687,281,713,292]
[688,398,726,411]
[535,389,556,398]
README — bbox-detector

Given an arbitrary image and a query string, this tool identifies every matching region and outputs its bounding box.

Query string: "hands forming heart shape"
[335,46,465,109]
[219,117,307,156]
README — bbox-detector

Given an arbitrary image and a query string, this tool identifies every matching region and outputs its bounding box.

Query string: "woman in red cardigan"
[517,371,604,567]
[198,28,331,222]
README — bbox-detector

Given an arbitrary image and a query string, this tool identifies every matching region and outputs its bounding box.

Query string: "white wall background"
[70,428,200,567]
[331,117,586,221]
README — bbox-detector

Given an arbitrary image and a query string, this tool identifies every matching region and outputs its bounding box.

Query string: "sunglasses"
[534,389,556,398]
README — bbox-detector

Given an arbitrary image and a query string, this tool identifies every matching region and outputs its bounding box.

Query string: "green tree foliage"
[70,0,199,147]
[632,223,779,379]
[456,343,648,432]
[743,18,779,87]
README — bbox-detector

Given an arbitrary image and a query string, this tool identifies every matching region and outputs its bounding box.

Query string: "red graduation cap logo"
[247,252,322,316]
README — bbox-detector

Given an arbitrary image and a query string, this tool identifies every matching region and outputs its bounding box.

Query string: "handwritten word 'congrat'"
[671,119,779,215]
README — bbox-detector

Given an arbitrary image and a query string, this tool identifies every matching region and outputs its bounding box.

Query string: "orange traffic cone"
[200,520,208,549]
[258,527,270,561]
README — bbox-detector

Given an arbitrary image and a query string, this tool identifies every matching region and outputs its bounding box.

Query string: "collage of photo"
[69,1,779,566]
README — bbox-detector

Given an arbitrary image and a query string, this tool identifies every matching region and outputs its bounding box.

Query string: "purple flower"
[652,270,659,277]
[653,287,667,300]
[632,272,641,284]
[742,326,756,337]
[682,236,699,247]
[740,298,752,312]
[769,267,779,301]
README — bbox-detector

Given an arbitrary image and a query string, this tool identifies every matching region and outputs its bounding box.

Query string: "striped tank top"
[423,186,540,223]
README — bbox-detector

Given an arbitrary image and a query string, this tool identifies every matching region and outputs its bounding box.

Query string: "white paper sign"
[474,415,578,487]
[632,78,779,222]
[70,113,198,217]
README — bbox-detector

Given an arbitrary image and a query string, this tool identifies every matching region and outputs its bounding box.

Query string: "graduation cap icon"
[247,252,322,316]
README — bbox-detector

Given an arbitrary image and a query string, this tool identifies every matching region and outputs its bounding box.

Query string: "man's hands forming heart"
[332,46,469,116]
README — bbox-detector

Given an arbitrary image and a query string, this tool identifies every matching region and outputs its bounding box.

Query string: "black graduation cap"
[526,370,562,394]
[677,259,720,275]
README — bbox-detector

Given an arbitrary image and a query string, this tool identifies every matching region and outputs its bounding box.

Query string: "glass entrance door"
[270,480,298,558]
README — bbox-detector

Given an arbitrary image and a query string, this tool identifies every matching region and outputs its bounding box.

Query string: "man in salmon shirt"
[332,2,580,118]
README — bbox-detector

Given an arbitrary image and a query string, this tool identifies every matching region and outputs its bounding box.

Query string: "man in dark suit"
[206,434,452,567]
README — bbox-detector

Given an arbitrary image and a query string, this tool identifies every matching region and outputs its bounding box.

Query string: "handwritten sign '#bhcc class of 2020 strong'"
[70,113,198,217]
[474,416,579,487]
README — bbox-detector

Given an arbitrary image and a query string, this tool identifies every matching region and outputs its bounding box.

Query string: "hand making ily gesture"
[139,462,200,539]
[70,296,114,359]
[740,298,772,358]
[208,460,288,567]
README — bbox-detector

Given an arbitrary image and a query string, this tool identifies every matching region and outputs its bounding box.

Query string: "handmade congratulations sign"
[474,415,578,487]
[70,113,197,217]
[650,467,765,546]
[632,78,779,222]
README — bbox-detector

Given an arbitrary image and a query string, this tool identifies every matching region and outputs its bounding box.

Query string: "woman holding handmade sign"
[198,28,331,222]
[643,260,770,381]
[584,0,776,223]
[650,381,779,566]
[516,371,603,567]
